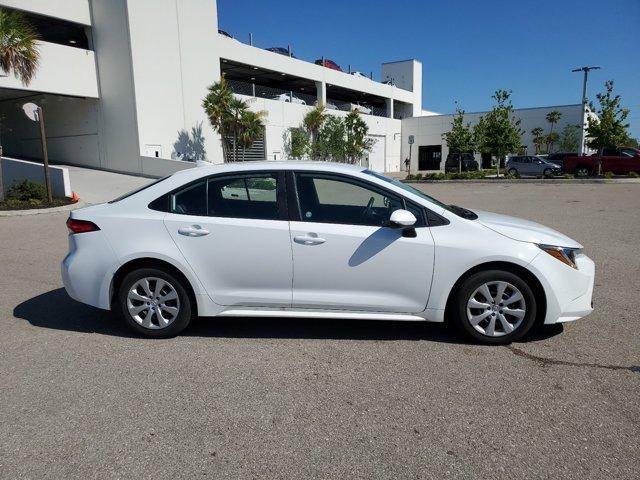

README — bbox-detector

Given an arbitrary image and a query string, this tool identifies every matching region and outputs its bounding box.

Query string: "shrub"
[604,171,614,179]
[413,173,423,180]
[628,171,639,178]
[6,180,46,201]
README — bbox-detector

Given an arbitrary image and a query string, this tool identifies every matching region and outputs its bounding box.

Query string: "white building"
[0,0,421,176]
[401,104,588,171]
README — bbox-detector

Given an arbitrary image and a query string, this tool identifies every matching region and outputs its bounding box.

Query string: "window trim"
[149,170,288,221]
[288,170,428,228]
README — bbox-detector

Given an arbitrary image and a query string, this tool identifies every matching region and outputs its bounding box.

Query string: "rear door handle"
[178,225,210,237]
[294,234,326,245]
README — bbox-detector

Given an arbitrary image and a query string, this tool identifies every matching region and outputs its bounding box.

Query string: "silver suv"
[506,156,561,177]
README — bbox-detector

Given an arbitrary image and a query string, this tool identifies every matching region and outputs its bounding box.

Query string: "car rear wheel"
[118,268,192,338]
[452,270,537,344]
[575,165,591,177]
[507,168,518,176]
[543,168,552,177]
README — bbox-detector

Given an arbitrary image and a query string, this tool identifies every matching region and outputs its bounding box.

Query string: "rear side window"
[170,181,206,216]
[208,174,279,220]
[109,176,170,203]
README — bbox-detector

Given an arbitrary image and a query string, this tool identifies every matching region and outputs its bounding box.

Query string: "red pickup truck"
[563,147,640,176]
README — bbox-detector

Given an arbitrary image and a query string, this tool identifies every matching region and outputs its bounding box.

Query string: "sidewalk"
[63,164,150,204]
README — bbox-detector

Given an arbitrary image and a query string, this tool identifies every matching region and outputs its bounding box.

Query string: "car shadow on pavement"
[14,288,563,343]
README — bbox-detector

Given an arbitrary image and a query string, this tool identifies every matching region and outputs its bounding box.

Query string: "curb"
[403,178,640,185]
[0,200,87,217]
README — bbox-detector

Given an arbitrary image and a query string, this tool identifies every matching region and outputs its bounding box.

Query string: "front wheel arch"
[110,257,198,316]
[444,261,546,327]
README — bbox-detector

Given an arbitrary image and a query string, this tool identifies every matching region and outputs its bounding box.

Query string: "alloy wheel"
[466,281,526,337]
[126,277,181,329]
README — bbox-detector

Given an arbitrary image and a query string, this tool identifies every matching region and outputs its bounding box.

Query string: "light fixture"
[222,59,227,63]
[281,73,286,76]
[251,77,255,80]
[69,39,77,44]
[252,66,258,70]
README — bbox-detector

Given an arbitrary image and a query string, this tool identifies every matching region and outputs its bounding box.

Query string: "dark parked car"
[546,152,578,168]
[218,29,233,38]
[444,153,479,173]
[315,58,342,71]
[266,47,296,58]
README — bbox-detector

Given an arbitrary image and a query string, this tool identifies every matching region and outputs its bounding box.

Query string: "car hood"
[474,210,582,248]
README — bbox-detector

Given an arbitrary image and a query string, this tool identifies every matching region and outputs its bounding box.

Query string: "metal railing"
[228,79,317,105]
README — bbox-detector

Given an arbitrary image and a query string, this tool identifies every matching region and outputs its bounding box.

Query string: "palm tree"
[203,78,234,161]
[545,110,562,153]
[531,127,545,154]
[0,8,40,85]
[238,109,266,161]
[303,105,326,159]
[344,110,371,164]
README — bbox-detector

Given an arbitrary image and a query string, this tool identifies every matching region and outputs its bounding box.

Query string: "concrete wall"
[240,95,402,172]
[0,0,91,25]
[1,156,71,197]
[126,0,222,164]
[401,104,584,171]
[0,41,99,98]
[0,94,101,167]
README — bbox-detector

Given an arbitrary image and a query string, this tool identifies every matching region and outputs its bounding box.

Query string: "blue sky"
[217,0,640,139]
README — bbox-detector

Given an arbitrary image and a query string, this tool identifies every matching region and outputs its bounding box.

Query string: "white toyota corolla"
[62,162,594,344]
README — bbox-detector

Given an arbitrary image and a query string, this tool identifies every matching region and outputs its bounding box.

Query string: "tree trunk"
[598,146,603,176]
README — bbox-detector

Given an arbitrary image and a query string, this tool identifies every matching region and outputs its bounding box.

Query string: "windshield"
[363,169,451,210]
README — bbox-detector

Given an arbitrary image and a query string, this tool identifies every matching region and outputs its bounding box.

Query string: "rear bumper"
[61,231,117,310]
[528,251,595,324]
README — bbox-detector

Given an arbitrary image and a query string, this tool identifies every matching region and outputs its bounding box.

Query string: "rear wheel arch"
[444,261,546,326]
[110,257,198,316]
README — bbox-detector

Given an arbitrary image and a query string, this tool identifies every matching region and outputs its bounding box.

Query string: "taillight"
[66,217,100,234]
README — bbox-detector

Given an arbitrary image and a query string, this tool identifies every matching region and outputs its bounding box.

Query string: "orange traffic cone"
[71,191,80,203]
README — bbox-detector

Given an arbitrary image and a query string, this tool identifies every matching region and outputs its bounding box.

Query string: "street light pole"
[572,66,601,155]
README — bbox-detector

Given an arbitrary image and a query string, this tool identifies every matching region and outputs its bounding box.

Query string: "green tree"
[442,105,475,172]
[284,127,309,159]
[558,124,581,152]
[303,105,327,160]
[0,8,39,85]
[545,110,562,153]
[318,116,347,161]
[473,90,523,177]
[203,79,267,162]
[586,80,631,174]
[344,110,373,164]
[530,127,545,154]
[238,109,267,161]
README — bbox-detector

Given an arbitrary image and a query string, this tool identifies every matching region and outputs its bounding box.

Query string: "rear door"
[288,171,434,313]
[163,171,293,307]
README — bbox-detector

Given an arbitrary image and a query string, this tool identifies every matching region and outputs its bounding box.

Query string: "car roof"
[172,161,365,180]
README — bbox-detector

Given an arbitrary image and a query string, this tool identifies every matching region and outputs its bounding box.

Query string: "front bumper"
[528,251,595,324]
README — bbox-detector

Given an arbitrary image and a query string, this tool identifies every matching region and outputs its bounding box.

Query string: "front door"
[289,172,434,313]
[163,172,293,307]
[418,145,442,170]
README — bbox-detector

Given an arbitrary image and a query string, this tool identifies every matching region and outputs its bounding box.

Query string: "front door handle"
[178,225,210,237]
[294,234,326,245]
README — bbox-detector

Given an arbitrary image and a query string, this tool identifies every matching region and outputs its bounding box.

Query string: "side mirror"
[389,209,417,227]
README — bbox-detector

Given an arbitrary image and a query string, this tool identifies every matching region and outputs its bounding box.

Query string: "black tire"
[507,168,518,176]
[451,269,537,345]
[575,165,591,177]
[117,267,192,338]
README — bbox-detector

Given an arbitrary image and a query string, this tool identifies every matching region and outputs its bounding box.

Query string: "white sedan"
[62,162,594,344]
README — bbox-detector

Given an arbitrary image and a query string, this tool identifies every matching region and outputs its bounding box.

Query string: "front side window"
[294,173,403,226]
[621,148,637,158]
[208,174,279,220]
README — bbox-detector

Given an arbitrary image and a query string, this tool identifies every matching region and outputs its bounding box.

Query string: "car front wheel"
[452,270,537,344]
[118,268,192,338]
[507,168,518,176]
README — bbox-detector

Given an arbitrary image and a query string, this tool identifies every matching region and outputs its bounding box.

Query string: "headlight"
[538,244,582,269]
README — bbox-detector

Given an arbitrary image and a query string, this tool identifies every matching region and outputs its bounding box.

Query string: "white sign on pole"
[22,102,39,122]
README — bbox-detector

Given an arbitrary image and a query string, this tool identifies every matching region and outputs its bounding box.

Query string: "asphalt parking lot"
[0,182,638,479]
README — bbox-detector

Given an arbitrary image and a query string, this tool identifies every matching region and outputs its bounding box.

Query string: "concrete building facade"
[0,0,421,176]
